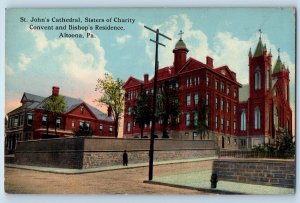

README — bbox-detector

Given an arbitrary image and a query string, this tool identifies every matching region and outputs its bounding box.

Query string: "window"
[128,107,132,115]
[80,106,84,114]
[194,112,198,126]
[215,96,218,110]
[205,112,209,126]
[42,115,47,127]
[56,118,61,129]
[186,95,191,106]
[99,125,103,132]
[194,76,200,86]
[234,105,237,115]
[234,89,237,98]
[240,139,246,147]
[221,98,224,111]
[221,82,225,92]
[206,93,209,105]
[234,120,236,132]
[255,67,261,90]
[206,75,210,86]
[227,102,230,112]
[227,87,230,95]
[80,121,84,128]
[194,93,199,105]
[227,137,230,144]
[13,116,19,127]
[221,117,224,130]
[215,115,218,129]
[127,122,131,132]
[109,126,113,133]
[27,114,33,126]
[227,120,230,130]
[240,110,246,131]
[254,107,261,129]
[185,113,190,127]
[72,121,75,128]
[133,120,136,127]
[215,80,219,90]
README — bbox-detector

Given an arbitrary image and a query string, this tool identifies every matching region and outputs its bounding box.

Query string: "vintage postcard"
[4,8,295,195]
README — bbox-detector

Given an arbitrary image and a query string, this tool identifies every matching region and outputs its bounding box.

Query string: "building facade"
[5,86,114,152]
[123,34,292,150]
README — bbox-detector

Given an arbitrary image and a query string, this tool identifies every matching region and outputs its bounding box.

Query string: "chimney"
[107,106,112,117]
[52,86,60,96]
[144,74,149,83]
[206,56,214,68]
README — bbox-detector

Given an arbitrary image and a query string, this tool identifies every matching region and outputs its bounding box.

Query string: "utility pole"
[144,25,171,181]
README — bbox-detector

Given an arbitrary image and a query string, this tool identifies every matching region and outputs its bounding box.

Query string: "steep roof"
[22,92,45,103]
[273,56,284,73]
[254,37,264,57]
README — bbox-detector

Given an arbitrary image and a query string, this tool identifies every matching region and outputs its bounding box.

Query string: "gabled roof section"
[214,65,236,81]
[178,58,203,74]
[123,76,143,88]
[21,92,45,103]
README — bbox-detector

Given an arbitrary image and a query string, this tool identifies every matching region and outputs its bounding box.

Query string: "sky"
[5,8,296,134]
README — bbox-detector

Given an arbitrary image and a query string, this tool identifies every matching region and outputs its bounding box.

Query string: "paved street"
[5,160,213,194]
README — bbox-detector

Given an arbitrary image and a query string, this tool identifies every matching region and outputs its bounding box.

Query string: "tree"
[132,90,152,138]
[42,95,66,136]
[194,98,209,140]
[276,127,295,156]
[156,80,180,138]
[95,73,125,138]
[74,122,93,137]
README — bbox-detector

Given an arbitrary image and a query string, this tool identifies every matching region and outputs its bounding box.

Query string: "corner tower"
[173,30,189,74]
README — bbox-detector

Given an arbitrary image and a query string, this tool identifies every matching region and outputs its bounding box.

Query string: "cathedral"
[123,32,292,149]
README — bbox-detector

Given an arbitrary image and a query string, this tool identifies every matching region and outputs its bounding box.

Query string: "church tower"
[248,31,273,142]
[173,30,189,74]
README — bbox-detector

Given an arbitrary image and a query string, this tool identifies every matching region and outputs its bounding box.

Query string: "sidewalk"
[5,156,218,174]
[149,170,295,195]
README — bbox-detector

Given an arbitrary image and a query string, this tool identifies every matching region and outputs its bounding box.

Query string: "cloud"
[18,53,31,71]
[26,29,49,52]
[116,34,132,44]
[5,64,14,76]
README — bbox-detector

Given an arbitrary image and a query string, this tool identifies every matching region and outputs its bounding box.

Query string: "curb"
[143,180,246,195]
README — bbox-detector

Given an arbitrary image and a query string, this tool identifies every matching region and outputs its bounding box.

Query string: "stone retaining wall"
[212,159,295,188]
[13,137,217,169]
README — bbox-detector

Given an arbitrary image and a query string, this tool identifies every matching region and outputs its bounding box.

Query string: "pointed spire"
[273,48,283,73]
[263,43,267,52]
[268,48,272,57]
[254,29,264,57]
[248,48,252,57]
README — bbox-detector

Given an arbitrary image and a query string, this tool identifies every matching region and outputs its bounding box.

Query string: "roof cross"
[178,30,184,40]
[278,48,280,57]
[258,29,262,38]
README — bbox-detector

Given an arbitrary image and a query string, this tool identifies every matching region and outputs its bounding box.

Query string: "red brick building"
[5,86,114,152]
[123,34,292,149]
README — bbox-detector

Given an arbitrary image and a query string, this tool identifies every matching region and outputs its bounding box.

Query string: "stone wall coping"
[15,148,217,153]
[17,137,215,143]
[216,158,295,163]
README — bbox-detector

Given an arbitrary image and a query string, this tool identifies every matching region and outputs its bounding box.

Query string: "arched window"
[254,107,261,129]
[240,110,246,131]
[255,67,261,90]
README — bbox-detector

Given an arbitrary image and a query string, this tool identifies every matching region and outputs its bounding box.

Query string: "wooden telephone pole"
[144,25,171,181]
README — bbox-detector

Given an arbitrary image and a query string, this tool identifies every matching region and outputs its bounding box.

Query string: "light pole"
[144,25,171,181]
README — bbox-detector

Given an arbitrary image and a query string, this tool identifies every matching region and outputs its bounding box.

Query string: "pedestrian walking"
[123,150,128,166]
